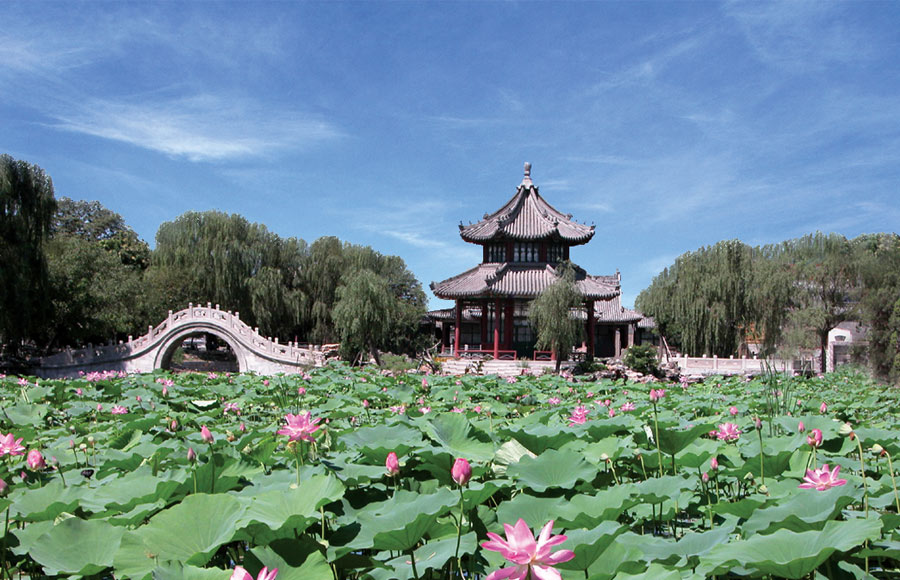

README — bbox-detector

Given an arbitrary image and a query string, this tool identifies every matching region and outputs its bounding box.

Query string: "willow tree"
[855,233,900,382]
[0,155,56,355]
[148,211,306,340]
[529,262,584,372]
[775,233,859,373]
[636,240,756,357]
[332,270,397,365]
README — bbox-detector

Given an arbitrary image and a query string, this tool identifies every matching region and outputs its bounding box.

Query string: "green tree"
[53,197,151,269]
[854,233,900,382]
[332,270,398,365]
[636,240,756,357]
[301,237,345,344]
[778,233,859,373]
[0,155,56,356]
[148,211,307,340]
[529,262,584,372]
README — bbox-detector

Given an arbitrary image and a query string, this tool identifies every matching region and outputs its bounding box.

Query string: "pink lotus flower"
[481,519,575,580]
[649,388,666,402]
[451,457,471,486]
[239,422,246,432]
[187,447,197,462]
[728,406,738,416]
[223,402,241,416]
[710,456,719,471]
[75,388,83,396]
[506,376,517,384]
[422,377,429,388]
[798,421,805,433]
[231,565,278,580]
[0,433,25,457]
[386,452,400,476]
[298,386,306,395]
[111,405,128,415]
[807,428,823,448]
[547,397,561,406]
[568,406,589,426]
[715,422,742,442]
[620,402,635,412]
[200,425,214,443]
[362,399,370,408]
[419,406,432,414]
[798,463,847,491]
[451,407,464,413]
[277,412,321,442]
[27,449,45,470]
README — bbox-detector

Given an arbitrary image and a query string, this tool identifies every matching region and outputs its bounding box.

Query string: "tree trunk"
[819,330,829,374]
[370,344,382,367]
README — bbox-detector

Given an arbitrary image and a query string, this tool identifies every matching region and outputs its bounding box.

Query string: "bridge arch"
[154,323,249,373]
[36,304,326,378]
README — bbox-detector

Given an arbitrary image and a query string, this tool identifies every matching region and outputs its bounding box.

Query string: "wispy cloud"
[50,95,342,162]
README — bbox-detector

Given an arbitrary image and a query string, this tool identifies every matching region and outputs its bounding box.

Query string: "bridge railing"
[40,303,328,368]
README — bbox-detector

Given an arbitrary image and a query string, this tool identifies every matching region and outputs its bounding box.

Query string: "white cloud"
[50,95,342,161]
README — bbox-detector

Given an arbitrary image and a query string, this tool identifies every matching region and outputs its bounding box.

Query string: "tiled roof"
[430,262,618,300]
[426,307,483,321]
[594,295,644,323]
[458,163,595,245]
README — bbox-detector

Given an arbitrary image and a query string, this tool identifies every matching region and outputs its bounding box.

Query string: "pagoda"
[429,163,649,360]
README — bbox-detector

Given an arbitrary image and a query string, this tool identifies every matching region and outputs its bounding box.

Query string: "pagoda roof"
[459,163,595,245]
[430,262,618,300]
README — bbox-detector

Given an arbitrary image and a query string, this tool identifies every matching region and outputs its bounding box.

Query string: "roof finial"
[522,162,532,185]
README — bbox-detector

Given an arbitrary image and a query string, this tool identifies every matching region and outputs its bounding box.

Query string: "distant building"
[428,163,654,360]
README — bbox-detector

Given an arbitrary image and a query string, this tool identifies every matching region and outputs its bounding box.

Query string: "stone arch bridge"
[36,304,330,378]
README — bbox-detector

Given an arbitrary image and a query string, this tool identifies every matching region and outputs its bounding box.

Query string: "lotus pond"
[1,365,898,579]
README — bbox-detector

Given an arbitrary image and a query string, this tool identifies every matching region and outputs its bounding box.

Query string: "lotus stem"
[853,434,870,575]
[652,402,663,478]
[756,427,765,487]
[208,443,215,494]
[454,485,464,578]
[293,444,301,486]
[885,451,899,514]
[408,548,420,580]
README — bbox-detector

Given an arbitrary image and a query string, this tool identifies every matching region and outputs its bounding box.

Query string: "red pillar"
[454,300,461,357]
[504,300,514,351]
[480,303,488,347]
[587,300,595,359]
[493,298,501,358]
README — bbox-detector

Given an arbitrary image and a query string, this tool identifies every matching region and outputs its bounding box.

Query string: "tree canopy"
[0,155,56,356]
[528,262,585,372]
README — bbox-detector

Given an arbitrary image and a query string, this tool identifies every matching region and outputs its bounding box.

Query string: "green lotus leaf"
[700,517,883,578]
[108,428,143,450]
[247,537,333,580]
[710,497,767,519]
[151,562,230,579]
[556,521,626,571]
[657,423,716,457]
[9,479,81,521]
[556,486,639,528]
[461,480,509,510]
[339,422,424,459]
[506,448,599,492]
[10,520,54,556]
[137,493,247,566]
[346,488,457,552]
[236,474,344,532]
[612,562,701,579]
[631,474,695,504]
[741,486,859,535]
[4,402,49,426]
[495,493,569,530]
[29,517,124,576]
[675,439,720,469]
[501,422,577,453]
[416,413,495,461]
[584,537,646,580]
[373,532,478,580]
[492,439,536,475]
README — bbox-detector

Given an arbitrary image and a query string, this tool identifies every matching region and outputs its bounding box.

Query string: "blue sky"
[3,2,899,311]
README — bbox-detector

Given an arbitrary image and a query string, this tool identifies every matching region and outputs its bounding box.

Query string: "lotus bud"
[758,484,769,495]
[79,443,88,451]
[201,425,214,443]
[702,472,709,483]
[298,386,306,396]
[0,478,7,495]
[599,453,610,462]
[69,439,75,449]
[27,449,45,470]
[838,423,854,438]
[385,452,400,476]
[187,447,197,462]
[729,406,738,416]
[754,417,762,431]
[451,457,472,486]
[710,457,719,471]
[797,421,805,433]
[239,422,246,432]
[820,402,828,414]
[871,443,885,456]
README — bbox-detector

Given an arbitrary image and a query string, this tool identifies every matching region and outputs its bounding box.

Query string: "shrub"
[624,344,660,376]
